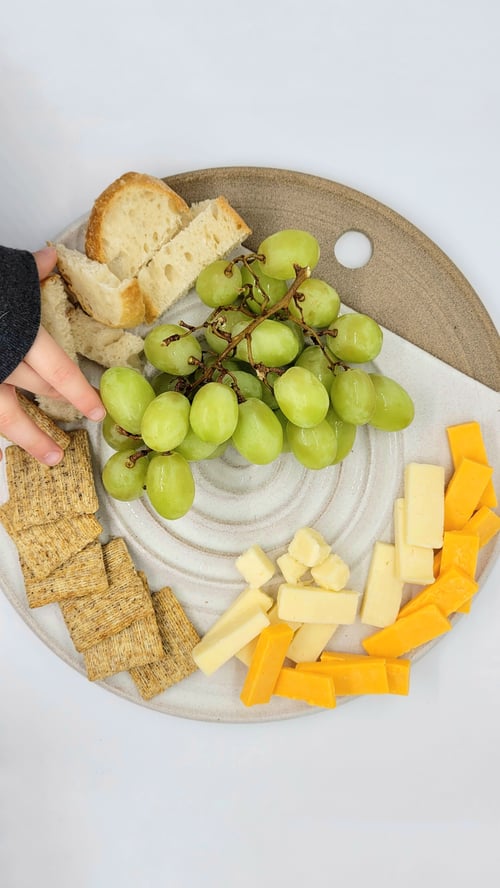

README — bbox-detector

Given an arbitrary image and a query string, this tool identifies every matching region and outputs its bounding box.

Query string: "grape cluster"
[99,229,414,520]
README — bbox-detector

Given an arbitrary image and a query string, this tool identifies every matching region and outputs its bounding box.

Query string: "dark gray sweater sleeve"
[0,246,41,383]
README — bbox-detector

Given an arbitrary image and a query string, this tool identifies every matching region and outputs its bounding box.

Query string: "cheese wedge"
[446,421,497,509]
[202,586,274,642]
[192,607,270,675]
[397,565,478,619]
[404,463,445,548]
[360,541,404,628]
[444,458,494,531]
[240,623,294,706]
[286,623,339,663]
[235,603,301,666]
[362,603,452,658]
[277,583,360,625]
[394,498,435,584]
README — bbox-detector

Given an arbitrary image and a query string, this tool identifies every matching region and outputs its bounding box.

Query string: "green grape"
[144,324,202,375]
[295,345,335,391]
[234,319,300,366]
[257,230,320,280]
[146,452,195,520]
[100,367,156,435]
[325,407,357,463]
[189,382,239,444]
[152,372,178,395]
[368,374,415,431]
[325,313,383,363]
[204,441,228,460]
[287,420,338,469]
[289,278,340,329]
[274,409,291,452]
[283,319,305,354]
[231,398,283,464]
[219,369,263,401]
[140,392,191,452]
[240,264,287,314]
[261,371,279,410]
[205,308,250,354]
[273,366,329,428]
[102,413,143,451]
[330,369,376,425]
[102,448,149,501]
[195,260,243,308]
[175,427,219,461]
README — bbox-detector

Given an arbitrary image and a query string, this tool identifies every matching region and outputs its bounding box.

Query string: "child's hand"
[0,247,105,465]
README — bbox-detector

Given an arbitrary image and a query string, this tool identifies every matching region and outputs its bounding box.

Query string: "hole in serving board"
[334,231,373,269]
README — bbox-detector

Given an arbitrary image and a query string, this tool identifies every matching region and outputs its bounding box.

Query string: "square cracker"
[59,538,152,651]
[12,513,103,580]
[17,393,72,450]
[5,428,98,530]
[84,614,164,682]
[24,540,108,608]
[130,585,200,700]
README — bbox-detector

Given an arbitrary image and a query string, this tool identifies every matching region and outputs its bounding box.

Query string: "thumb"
[33,245,57,281]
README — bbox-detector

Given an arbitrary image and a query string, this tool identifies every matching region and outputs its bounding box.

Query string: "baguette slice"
[70,307,144,370]
[37,273,81,421]
[55,243,145,328]
[137,197,252,323]
[85,171,190,280]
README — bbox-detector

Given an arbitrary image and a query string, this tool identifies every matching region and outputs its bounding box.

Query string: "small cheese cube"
[394,498,435,585]
[360,541,404,628]
[192,607,270,676]
[277,552,308,584]
[404,463,445,548]
[277,583,360,625]
[235,545,276,587]
[288,527,330,567]
[286,623,338,663]
[311,553,350,590]
[203,586,274,642]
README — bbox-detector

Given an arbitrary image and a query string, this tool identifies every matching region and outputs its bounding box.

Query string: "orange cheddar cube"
[362,604,452,658]
[397,566,478,619]
[461,506,500,548]
[444,458,493,531]
[439,531,479,578]
[446,422,497,509]
[297,657,389,695]
[240,623,294,707]
[273,667,336,708]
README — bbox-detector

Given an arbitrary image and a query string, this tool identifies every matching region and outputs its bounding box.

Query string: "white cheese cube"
[360,541,404,628]
[311,553,350,590]
[404,463,445,549]
[286,623,338,663]
[235,545,276,587]
[192,607,270,675]
[277,552,308,584]
[277,583,360,624]
[235,603,302,666]
[203,586,274,642]
[394,498,435,584]
[288,527,331,567]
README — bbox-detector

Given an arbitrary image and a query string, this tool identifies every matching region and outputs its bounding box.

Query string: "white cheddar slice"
[235,545,276,587]
[288,527,331,567]
[202,586,274,642]
[311,553,350,590]
[394,498,435,584]
[286,623,338,663]
[360,541,404,628]
[277,583,360,624]
[276,552,308,584]
[235,603,302,666]
[404,463,445,549]
[192,607,270,675]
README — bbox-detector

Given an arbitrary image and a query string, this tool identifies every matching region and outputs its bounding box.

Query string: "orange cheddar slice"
[461,506,500,548]
[297,657,389,695]
[446,422,497,509]
[385,658,411,695]
[397,566,478,618]
[444,459,494,531]
[362,604,451,658]
[273,667,336,708]
[438,532,480,578]
[240,623,294,707]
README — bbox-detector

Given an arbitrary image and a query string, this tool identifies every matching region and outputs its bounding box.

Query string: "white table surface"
[1,2,499,886]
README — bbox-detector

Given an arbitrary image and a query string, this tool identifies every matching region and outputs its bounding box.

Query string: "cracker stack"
[0,403,200,699]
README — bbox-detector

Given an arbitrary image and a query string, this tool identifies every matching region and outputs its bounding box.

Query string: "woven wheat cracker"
[130,585,200,700]
[10,513,103,580]
[24,541,108,608]
[17,394,72,449]
[84,614,164,681]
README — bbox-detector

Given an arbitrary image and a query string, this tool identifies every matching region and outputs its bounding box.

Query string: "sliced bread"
[38,274,81,421]
[55,243,145,328]
[85,171,190,279]
[70,308,144,370]
[137,197,252,323]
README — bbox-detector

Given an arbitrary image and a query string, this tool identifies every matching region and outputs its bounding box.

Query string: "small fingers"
[0,384,64,466]
[24,327,105,421]
[4,362,65,398]
[33,246,57,281]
